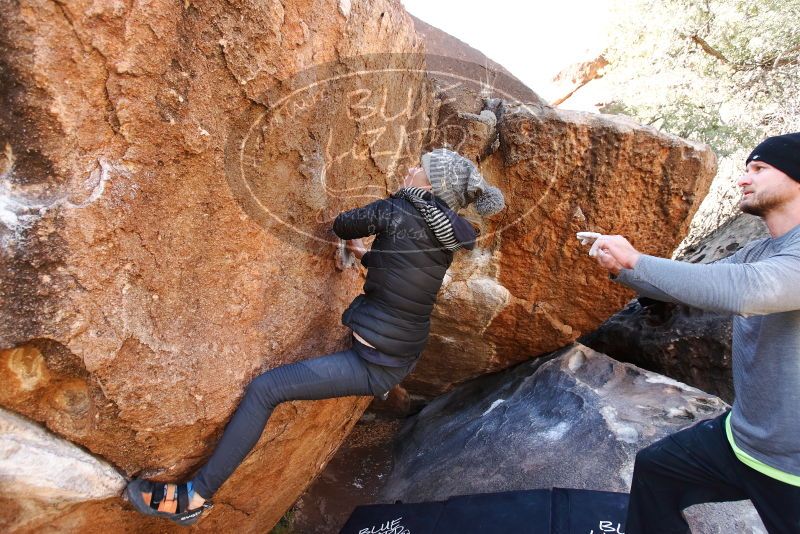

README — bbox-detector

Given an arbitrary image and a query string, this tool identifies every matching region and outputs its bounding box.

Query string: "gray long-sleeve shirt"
[615,223,800,475]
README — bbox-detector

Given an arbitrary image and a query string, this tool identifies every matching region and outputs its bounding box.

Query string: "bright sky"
[400,0,613,100]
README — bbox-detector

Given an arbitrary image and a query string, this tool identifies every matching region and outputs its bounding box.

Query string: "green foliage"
[602,0,800,155]
[269,508,295,534]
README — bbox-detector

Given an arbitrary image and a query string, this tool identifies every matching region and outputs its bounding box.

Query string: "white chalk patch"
[0,158,129,234]
[0,196,21,228]
[567,350,587,371]
[600,406,639,444]
[481,399,505,417]
[667,407,692,419]
[644,374,692,391]
[65,159,114,209]
[541,421,570,441]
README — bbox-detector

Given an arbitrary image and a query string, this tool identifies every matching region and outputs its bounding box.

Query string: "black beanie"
[745,132,800,182]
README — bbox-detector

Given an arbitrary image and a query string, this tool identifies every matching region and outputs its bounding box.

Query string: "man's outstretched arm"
[588,234,800,315]
[579,233,679,303]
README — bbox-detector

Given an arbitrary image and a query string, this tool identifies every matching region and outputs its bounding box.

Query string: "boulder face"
[0,0,426,531]
[288,418,401,534]
[1,0,718,531]
[382,345,766,533]
[581,213,770,401]
[407,102,717,396]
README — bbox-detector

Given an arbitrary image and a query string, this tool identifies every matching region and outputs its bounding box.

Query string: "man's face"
[737,161,800,216]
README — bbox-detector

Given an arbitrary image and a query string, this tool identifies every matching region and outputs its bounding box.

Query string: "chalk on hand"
[576,231,602,246]
[335,239,356,271]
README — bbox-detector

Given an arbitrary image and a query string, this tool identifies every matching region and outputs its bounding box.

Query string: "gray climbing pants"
[192,339,415,498]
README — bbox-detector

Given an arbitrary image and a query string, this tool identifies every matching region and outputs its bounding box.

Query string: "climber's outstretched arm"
[333,199,391,240]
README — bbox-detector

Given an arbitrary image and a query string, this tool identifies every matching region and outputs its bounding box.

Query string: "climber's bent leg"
[192,347,410,498]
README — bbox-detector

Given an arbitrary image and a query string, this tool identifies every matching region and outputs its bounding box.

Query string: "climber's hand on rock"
[346,238,367,260]
[588,235,642,273]
[335,240,356,271]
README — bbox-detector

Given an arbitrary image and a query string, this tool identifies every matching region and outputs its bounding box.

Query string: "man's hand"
[346,238,368,260]
[576,232,602,246]
[576,232,642,275]
[589,235,642,273]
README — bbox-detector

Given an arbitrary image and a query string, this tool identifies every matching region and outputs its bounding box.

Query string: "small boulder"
[0,408,126,531]
[381,345,765,533]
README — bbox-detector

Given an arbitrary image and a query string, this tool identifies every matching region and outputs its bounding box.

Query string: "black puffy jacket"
[333,192,476,362]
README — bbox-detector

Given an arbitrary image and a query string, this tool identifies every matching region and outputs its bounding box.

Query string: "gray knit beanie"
[420,148,505,216]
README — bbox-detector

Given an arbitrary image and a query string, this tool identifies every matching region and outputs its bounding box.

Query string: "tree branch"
[685,33,798,71]
[768,44,800,69]
[688,34,730,64]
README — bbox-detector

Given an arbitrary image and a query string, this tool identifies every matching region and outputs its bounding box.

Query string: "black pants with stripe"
[626,412,800,533]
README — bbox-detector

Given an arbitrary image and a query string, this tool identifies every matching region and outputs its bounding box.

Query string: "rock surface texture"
[0,408,126,530]
[288,418,400,534]
[1,0,717,531]
[1,0,425,531]
[581,213,770,401]
[382,345,766,533]
[408,101,717,396]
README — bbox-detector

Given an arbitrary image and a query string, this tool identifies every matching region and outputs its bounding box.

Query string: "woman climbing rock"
[124,148,505,525]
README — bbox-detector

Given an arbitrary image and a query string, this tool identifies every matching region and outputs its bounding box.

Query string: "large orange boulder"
[407,100,716,396]
[379,21,717,396]
[0,0,717,531]
[0,0,429,531]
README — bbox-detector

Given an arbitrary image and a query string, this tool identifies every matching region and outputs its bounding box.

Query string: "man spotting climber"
[124,148,505,525]
[581,132,800,533]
